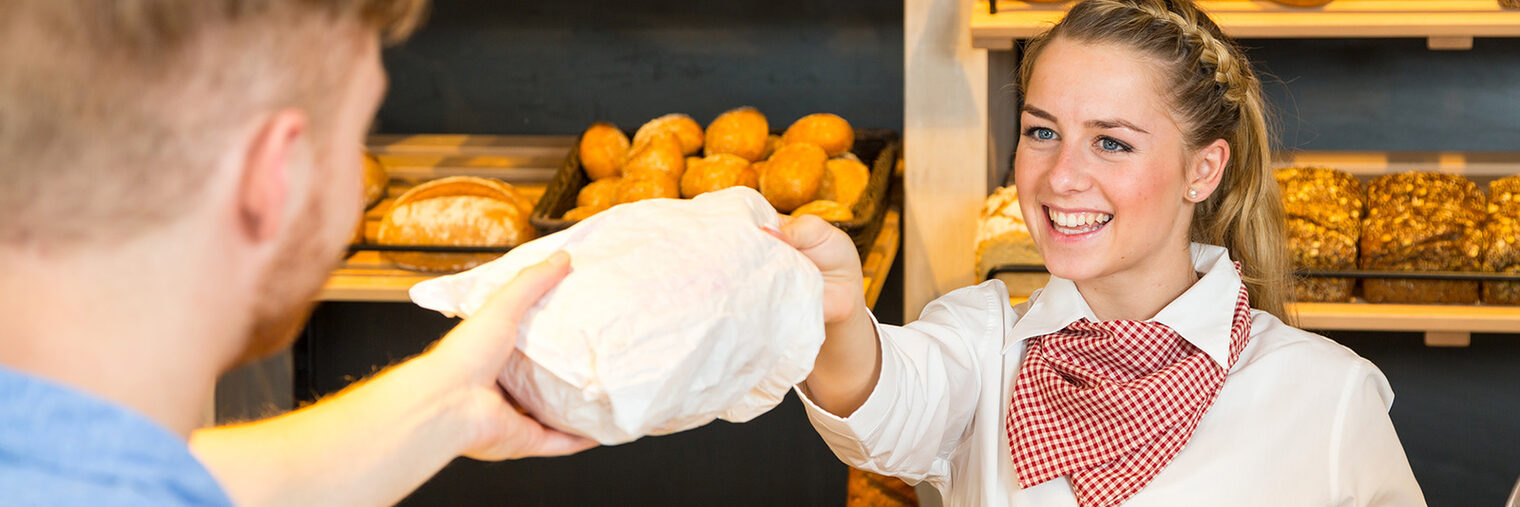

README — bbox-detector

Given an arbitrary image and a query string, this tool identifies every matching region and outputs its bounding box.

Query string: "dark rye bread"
[1484,175,1520,305]
[1275,167,1362,302]
[1359,172,1485,304]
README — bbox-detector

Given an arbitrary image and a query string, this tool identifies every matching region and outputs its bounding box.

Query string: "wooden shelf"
[971,1,1520,50]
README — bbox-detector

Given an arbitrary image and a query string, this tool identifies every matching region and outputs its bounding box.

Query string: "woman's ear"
[236,109,308,243]
[1186,138,1230,202]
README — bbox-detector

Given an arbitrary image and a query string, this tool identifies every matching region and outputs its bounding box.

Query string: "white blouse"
[799,244,1426,506]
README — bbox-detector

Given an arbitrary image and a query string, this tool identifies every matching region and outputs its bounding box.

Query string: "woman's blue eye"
[1098,137,1131,152]
[1027,127,1056,140]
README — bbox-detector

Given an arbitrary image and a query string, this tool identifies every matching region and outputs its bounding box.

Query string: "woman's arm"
[781,215,881,417]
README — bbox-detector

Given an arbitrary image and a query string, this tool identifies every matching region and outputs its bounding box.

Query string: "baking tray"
[530,128,901,253]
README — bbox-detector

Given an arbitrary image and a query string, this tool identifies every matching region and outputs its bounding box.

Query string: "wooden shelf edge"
[971,1,1520,48]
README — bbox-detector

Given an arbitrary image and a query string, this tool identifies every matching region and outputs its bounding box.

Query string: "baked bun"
[632,114,704,155]
[760,142,827,212]
[361,151,388,209]
[1268,0,1333,6]
[704,107,770,162]
[622,131,686,182]
[579,122,630,180]
[562,206,601,221]
[616,172,680,204]
[820,157,871,208]
[378,176,535,272]
[783,113,854,158]
[791,200,853,222]
[576,177,622,212]
[680,153,758,198]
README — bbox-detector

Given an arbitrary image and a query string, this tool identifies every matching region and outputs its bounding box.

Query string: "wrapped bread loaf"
[1274,167,1362,302]
[1359,172,1485,304]
[1484,175,1520,305]
[975,185,1047,297]
[378,176,536,272]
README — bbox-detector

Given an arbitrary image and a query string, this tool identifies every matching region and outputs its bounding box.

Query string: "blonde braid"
[1124,1,1251,104]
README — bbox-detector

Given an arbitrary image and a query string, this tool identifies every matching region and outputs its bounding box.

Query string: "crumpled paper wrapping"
[410,187,825,445]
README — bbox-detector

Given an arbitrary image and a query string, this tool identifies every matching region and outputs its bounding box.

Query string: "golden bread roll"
[562,206,602,221]
[680,153,758,198]
[622,131,686,182]
[783,113,854,158]
[616,172,680,204]
[760,134,784,160]
[378,176,535,272]
[703,107,770,161]
[791,200,854,222]
[820,157,871,208]
[579,122,630,180]
[632,113,704,155]
[1268,0,1333,6]
[751,160,769,179]
[576,177,622,211]
[361,151,388,210]
[760,142,827,212]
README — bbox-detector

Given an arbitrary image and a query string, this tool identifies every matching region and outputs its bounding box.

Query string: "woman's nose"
[1045,144,1092,194]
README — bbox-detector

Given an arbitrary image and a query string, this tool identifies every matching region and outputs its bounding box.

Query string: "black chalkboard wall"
[294,1,1520,505]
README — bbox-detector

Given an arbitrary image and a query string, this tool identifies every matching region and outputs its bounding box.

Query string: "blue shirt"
[0,366,232,506]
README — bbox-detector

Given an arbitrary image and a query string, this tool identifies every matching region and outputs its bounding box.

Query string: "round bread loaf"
[783,113,854,158]
[820,157,870,208]
[579,122,630,180]
[760,142,827,212]
[576,177,622,211]
[632,113,704,156]
[361,151,388,210]
[378,176,535,272]
[562,206,601,221]
[704,107,770,162]
[791,200,853,222]
[681,153,758,199]
[622,131,686,182]
[616,172,680,204]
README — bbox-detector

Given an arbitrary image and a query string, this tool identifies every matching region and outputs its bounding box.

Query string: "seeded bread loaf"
[1275,167,1362,302]
[1483,175,1520,305]
[1359,172,1485,304]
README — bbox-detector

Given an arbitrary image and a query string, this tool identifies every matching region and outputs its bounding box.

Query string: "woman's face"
[1014,38,1202,285]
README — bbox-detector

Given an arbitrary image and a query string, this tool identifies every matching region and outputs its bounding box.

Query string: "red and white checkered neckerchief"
[1005,269,1253,507]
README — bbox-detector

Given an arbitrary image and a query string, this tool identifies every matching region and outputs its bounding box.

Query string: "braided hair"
[1016,0,1291,322]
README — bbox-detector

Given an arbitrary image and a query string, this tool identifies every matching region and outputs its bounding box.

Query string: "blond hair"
[0,0,427,248]
[1016,0,1291,322]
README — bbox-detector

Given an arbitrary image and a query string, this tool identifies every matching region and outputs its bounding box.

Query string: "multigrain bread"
[975,186,1048,297]
[378,176,535,272]
[1359,172,1486,304]
[1484,175,1520,304]
[1274,167,1362,302]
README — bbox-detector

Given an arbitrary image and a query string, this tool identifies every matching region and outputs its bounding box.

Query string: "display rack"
[319,135,903,307]
[971,1,1520,50]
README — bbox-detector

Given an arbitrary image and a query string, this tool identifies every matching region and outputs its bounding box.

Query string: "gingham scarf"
[1006,278,1252,507]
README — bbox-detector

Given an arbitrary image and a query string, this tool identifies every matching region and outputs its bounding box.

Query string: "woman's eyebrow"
[1086,118,1150,135]
[1021,104,1058,124]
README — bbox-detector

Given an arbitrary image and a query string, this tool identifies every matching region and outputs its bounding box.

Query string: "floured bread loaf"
[975,185,1047,297]
[378,176,536,272]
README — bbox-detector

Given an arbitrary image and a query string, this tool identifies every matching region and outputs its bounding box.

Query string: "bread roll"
[680,153,758,199]
[791,200,853,222]
[704,107,769,162]
[616,172,680,204]
[622,131,685,182]
[1360,172,1485,304]
[1274,167,1362,302]
[759,134,784,160]
[632,113,704,155]
[378,176,536,272]
[1484,175,1520,304]
[579,122,630,180]
[760,143,827,213]
[562,206,601,221]
[1268,0,1333,6]
[783,113,854,158]
[820,157,871,208]
[577,177,622,211]
[361,151,388,210]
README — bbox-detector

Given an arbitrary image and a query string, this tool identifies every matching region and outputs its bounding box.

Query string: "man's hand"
[424,250,597,460]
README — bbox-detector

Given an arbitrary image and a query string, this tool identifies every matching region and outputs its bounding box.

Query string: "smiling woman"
[783,0,1425,505]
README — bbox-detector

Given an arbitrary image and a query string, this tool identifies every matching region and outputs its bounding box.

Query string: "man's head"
[0,0,427,366]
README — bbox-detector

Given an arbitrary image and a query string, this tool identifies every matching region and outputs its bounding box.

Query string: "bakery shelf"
[971,1,1520,50]
[320,134,903,306]
[1275,150,1520,182]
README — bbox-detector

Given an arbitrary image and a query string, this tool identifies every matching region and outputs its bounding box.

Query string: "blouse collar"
[1004,243,1244,368]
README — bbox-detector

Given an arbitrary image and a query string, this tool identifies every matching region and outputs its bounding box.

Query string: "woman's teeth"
[1047,208,1112,234]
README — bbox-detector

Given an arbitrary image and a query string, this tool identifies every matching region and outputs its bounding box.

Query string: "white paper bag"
[409,187,826,445]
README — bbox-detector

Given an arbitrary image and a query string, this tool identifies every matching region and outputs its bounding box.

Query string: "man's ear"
[1187,138,1230,202]
[237,109,308,243]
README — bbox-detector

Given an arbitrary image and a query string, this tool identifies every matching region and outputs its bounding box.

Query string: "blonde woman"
[780,0,1424,505]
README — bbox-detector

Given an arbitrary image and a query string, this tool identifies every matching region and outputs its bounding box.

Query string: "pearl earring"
[1187,188,1199,201]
